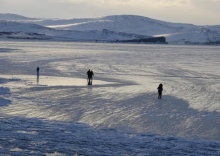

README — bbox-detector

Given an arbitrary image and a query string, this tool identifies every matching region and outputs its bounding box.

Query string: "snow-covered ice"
[0,41,219,155]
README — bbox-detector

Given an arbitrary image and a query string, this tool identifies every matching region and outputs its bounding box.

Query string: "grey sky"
[0,0,220,25]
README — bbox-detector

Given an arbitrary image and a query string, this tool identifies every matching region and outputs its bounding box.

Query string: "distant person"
[36,66,40,81]
[157,83,163,99]
[87,69,94,85]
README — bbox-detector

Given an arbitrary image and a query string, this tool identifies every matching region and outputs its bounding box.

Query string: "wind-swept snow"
[0,41,219,155]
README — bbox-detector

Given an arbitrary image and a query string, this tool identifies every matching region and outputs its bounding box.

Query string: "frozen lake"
[0,41,219,155]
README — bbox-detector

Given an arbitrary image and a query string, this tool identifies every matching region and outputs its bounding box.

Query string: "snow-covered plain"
[0,41,220,155]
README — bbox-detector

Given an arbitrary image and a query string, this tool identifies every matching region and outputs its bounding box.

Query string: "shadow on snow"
[0,83,11,107]
[0,116,219,156]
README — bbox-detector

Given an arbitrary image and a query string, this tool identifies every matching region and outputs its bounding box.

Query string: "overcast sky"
[0,0,220,25]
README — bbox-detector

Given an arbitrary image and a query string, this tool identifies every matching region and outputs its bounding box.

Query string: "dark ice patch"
[0,48,19,52]
[0,87,11,95]
[0,98,11,106]
[0,78,20,84]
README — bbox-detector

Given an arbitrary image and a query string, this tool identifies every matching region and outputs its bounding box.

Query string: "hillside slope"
[42,15,220,44]
[1,13,220,44]
[0,21,151,41]
[0,13,36,21]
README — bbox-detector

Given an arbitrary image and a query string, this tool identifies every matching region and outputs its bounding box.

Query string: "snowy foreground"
[0,41,220,155]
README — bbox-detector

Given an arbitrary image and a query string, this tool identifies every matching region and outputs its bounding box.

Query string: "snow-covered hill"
[41,15,196,35]
[40,15,220,44]
[1,13,220,44]
[0,13,36,21]
[0,21,151,41]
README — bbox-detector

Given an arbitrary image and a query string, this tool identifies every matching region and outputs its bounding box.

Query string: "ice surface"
[1,75,116,87]
[0,41,219,155]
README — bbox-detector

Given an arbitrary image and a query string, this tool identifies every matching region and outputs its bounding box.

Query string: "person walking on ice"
[157,83,163,99]
[87,69,94,85]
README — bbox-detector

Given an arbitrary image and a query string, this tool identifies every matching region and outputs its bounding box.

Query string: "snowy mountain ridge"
[1,13,220,44]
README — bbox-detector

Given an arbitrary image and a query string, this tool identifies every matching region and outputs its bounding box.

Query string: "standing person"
[87,69,91,85]
[157,83,163,99]
[87,69,94,85]
[90,70,94,85]
[36,67,40,82]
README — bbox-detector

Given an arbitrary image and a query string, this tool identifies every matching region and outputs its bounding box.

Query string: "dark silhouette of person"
[87,69,94,85]
[157,83,163,99]
[36,67,40,82]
